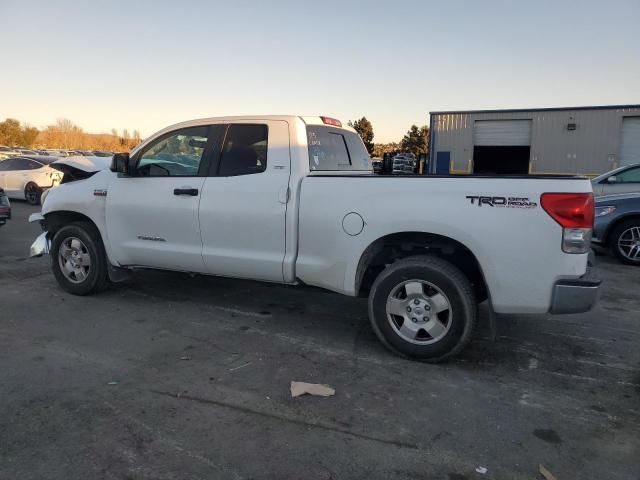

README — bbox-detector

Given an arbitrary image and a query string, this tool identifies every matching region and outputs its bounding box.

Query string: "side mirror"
[606,175,617,184]
[110,152,130,175]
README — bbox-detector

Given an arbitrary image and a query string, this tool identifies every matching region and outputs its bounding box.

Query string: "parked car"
[392,156,414,174]
[0,156,63,205]
[44,150,69,157]
[29,115,599,362]
[0,145,20,157]
[591,163,640,196]
[0,187,10,227]
[92,151,114,157]
[372,159,383,174]
[592,192,640,265]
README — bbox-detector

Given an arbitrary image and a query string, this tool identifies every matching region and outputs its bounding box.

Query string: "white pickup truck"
[30,115,600,361]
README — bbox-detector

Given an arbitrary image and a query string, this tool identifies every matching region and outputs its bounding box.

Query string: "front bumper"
[30,231,50,257]
[549,265,601,314]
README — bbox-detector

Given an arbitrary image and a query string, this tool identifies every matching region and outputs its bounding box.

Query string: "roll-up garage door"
[620,117,640,167]
[474,120,532,146]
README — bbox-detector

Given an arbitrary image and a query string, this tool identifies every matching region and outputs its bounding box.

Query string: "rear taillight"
[320,116,342,127]
[541,192,594,254]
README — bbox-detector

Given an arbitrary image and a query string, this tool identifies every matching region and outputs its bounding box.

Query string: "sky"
[0,0,639,143]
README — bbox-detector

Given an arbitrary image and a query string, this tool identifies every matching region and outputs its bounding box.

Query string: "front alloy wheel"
[51,222,110,295]
[58,237,92,283]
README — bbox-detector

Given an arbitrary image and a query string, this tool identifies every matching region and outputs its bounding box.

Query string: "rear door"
[199,120,290,282]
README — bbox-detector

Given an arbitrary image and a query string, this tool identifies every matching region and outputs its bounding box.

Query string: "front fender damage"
[30,231,50,258]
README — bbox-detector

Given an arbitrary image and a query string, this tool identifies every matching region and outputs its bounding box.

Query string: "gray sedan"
[592,163,640,196]
[592,192,640,265]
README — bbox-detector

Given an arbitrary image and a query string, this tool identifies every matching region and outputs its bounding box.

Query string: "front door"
[2,158,30,196]
[199,120,290,282]
[106,125,219,272]
[0,157,14,191]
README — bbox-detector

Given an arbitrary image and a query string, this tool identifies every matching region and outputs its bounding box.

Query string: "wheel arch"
[354,231,489,303]
[45,210,99,237]
[603,214,640,244]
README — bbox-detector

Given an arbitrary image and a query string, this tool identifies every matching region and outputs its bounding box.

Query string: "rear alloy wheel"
[368,255,477,362]
[385,279,453,345]
[25,183,42,205]
[610,220,640,266]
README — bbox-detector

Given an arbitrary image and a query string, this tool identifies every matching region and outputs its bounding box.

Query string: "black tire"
[609,219,640,266]
[51,222,111,295]
[25,183,42,206]
[368,255,477,362]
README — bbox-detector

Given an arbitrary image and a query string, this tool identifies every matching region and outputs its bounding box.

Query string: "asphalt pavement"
[1,201,639,480]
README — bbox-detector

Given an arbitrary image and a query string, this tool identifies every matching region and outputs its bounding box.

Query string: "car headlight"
[595,206,616,217]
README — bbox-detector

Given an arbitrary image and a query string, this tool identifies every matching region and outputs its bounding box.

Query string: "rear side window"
[25,160,43,169]
[307,126,371,171]
[218,124,268,176]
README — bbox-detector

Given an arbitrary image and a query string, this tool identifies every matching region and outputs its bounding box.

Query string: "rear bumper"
[549,265,601,314]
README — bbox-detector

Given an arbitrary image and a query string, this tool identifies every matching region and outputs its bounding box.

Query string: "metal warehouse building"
[428,104,640,176]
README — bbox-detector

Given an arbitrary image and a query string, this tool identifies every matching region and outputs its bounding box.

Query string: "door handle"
[173,188,199,196]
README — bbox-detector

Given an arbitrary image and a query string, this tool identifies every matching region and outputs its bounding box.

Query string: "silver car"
[591,163,640,196]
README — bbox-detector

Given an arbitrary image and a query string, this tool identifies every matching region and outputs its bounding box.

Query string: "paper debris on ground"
[539,464,557,480]
[475,466,488,474]
[290,381,335,398]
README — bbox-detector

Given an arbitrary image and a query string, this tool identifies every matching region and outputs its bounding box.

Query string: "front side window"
[218,124,268,176]
[616,166,640,183]
[307,126,371,171]
[136,126,209,177]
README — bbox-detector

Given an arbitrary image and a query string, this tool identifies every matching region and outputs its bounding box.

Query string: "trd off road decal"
[466,196,538,209]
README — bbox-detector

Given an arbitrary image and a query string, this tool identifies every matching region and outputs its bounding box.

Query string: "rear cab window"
[306,126,371,172]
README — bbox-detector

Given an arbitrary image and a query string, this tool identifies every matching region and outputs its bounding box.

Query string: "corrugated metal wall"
[431,106,640,175]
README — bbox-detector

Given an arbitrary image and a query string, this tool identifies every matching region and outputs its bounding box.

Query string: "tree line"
[2,115,427,157]
[348,116,429,158]
[0,118,141,151]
